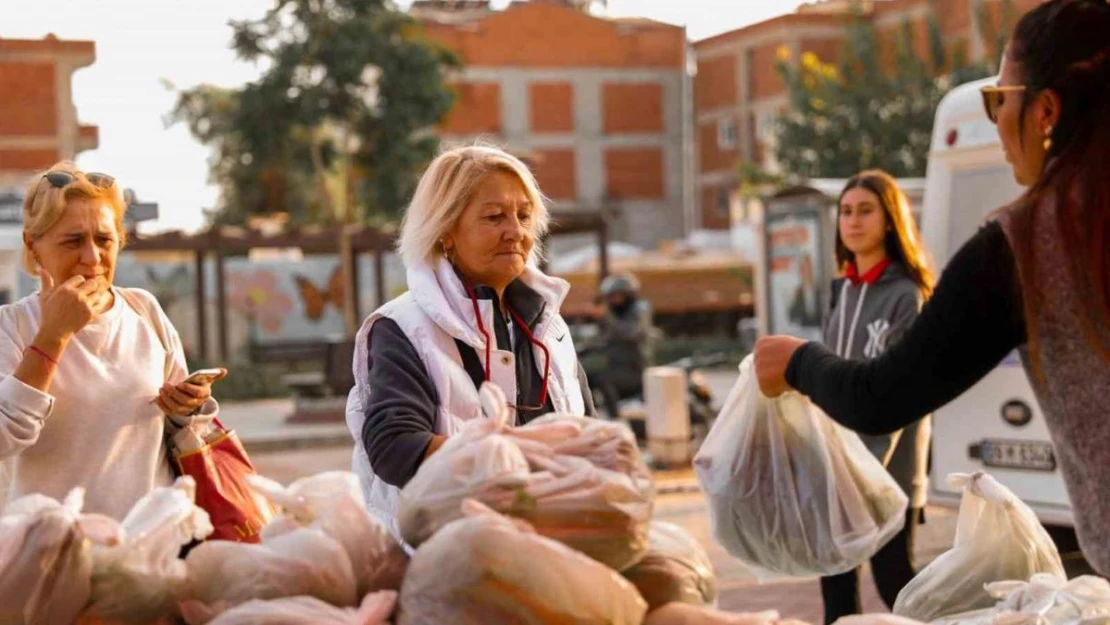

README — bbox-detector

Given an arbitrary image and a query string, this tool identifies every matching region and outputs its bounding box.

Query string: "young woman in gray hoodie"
[819,170,936,624]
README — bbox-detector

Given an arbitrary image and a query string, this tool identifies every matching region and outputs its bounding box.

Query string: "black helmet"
[599,273,640,298]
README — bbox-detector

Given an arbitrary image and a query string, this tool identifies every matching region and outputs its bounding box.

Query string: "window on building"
[717,118,738,151]
[715,187,731,218]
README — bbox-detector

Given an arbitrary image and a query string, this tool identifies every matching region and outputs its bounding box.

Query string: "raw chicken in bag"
[893,472,1065,622]
[85,477,214,623]
[180,526,358,624]
[248,471,408,595]
[398,499,647,625]
[621,521,718,610]
[206,591,398,625]
[694,356,908,577]
[0,488,120,625]
[397,384,653,571]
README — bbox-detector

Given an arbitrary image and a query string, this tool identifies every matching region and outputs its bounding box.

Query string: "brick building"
[692,0,1042,231]
[0,35,98,191]
[413,0,691,249]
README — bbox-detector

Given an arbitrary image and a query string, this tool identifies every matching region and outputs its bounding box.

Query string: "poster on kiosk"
[761,187,837,343]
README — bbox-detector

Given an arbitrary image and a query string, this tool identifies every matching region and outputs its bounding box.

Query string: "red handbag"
[120,289,273,543]
[170,419,272,542]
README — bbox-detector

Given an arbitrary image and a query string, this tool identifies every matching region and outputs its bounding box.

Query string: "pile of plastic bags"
[892,472,1065,622]
[86,477,214,623]
[694,356,908,577]
[181,471,408,624]
[390,383,743,624]
[396,384,655,571]
[0,487,121,625]
[0,470,409,625]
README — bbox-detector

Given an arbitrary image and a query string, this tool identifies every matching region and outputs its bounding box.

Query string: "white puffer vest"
[345,256,585,537]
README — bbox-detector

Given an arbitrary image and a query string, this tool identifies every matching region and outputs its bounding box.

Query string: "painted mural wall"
[19,252,409,362]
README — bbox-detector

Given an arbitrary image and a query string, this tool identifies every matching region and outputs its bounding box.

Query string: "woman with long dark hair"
[755,0,1110,577]
[819,171,934,624]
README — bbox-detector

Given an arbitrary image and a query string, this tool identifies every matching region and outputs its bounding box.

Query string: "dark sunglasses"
[41,170,116,189]
[979,85,1026,124]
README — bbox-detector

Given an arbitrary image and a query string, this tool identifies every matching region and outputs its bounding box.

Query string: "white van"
[921,78,1073,529]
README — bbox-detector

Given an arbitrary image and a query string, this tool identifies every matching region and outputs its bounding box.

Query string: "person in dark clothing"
[754,0,1110,577]
[585,272,653,422]
[817,171,936,624]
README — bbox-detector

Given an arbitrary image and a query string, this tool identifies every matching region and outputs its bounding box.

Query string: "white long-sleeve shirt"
[0,287,216,519]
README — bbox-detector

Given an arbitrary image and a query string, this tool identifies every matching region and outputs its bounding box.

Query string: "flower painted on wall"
[227,269,295,335]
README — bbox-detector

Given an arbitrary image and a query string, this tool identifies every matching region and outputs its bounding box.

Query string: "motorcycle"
[578,344,728,445]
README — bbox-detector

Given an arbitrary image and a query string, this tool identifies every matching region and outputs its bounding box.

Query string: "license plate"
[974,439,1057,472]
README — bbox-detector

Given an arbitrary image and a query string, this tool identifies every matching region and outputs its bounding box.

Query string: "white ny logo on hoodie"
[863,319,892,358]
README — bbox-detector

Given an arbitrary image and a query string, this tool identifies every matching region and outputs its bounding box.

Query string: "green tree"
[169,0,459,227]
[772,1,1011,178]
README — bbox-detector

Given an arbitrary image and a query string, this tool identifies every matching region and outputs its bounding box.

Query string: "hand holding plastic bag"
[893,473,1065,622]
[85,477,213,623]
[694,357,908,577]
[622,521,718,610]
[181,527,358,624]
[398,499,648,625]
[248,471,408,595]
[0,488,121,625]
[206,591,397,625]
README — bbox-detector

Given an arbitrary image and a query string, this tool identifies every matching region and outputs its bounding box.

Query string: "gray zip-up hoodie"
[823,262,931,508]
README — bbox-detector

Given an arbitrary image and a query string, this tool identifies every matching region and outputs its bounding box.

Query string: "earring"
[1043,125,1054,152]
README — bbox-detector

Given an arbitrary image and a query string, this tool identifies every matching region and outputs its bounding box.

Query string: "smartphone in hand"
[183,368,227,386]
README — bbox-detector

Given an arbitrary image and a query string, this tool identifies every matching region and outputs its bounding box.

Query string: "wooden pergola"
[125,209,611,363]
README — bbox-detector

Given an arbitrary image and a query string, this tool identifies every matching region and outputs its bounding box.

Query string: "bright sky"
[2,0,801,233]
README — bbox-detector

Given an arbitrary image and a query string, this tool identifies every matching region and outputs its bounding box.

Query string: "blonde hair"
[21,161,128,275]
[398,144,550,268]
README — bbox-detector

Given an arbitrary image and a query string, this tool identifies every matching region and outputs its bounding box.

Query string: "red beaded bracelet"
[25,345,59,367]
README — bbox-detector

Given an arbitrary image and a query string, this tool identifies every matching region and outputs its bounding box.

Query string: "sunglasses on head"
[979,84,1026,124]
[41,170,116,189]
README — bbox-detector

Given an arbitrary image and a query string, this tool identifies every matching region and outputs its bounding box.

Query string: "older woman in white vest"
[346,145,597,534]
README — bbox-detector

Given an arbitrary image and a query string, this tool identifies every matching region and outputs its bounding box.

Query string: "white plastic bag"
[207,591,397,625]
[398,384,653,570]
[181,527,358,624]
[249,471,408,595]
[85,476,213,623]
[398,499,647,625]
[893,473,1065,622]
[694,356,908,577]
[622,521,718,610]
[0,488,121,625]
[931,574,1110,625]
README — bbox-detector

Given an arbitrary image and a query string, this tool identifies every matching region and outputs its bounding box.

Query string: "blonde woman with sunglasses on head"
[0,162,224,517]
[755,0,1110,576]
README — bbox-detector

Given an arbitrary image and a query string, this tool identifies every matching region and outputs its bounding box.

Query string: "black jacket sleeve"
[785,222,1026,435]
[361,318,439,488]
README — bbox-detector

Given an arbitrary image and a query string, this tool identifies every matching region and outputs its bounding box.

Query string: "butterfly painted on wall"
[293,266,345,321]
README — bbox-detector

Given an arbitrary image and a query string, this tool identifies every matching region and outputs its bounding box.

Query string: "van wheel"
[1044,524,1095,577]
